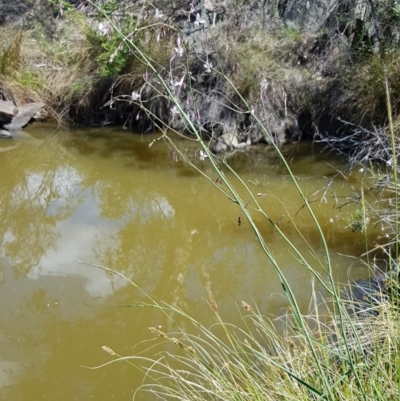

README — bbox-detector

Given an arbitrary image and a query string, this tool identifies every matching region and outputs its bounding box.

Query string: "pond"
[0,125,379,400]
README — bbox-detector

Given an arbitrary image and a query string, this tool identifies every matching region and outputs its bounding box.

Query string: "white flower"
[154,9,164,20]
[109,48,118,63]
[204,61,213,73]
[359,168,365,173]
[171,75,185,87]
[194,13,206,27]
[199,150,208,161]
[131,91,140,101]
[175,45,184,57]
[260,78,268,90]
[98,22,109,36]
[171,106,179,115]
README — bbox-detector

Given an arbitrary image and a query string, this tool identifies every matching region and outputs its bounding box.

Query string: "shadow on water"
[0,126,380,400]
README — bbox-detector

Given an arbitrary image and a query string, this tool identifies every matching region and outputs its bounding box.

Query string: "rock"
[213,140,228,153]
[212,132,250,153]
[0,129,12,138]
[213,132,237,153]
[204,0,227,26]
[4,102,45,132]
[342,265,400,317]
[0,0,56,37]
[282,0,338,33]
[0,100,17,125]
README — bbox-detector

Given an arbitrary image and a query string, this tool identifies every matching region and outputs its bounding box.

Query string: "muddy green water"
[0,126,377,400]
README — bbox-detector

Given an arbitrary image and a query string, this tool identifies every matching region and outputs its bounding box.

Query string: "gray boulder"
[342,263,400,317]
[3,102,45,132]
[0,129,12,138]
[0,100,17,124]
[282,0,338,33]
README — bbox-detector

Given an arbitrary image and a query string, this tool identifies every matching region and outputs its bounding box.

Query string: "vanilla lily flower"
[194,13,206,27]
[98,22,109,36]
[154,9,164,20]
[175,45,184,57]
[199,150,208,161]
[131,91,140,101]
[260,78,268,90]
[171,75,185,87]
[204,61,212,73]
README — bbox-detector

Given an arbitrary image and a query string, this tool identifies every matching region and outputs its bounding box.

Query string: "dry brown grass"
[0,23,95,122]
[338,51,400,131]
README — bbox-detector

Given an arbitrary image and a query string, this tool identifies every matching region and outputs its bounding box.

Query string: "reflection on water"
[0,126,376,399]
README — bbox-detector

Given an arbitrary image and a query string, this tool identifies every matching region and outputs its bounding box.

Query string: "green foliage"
[344,51,400,126]
[0,32,22,77]
[352,22,373,61]
[351,0,400,55]
[85,12,139,78]
[27,0,75,15]
[98,37,131,78]
[376,0,400,40]
[69,80,92,96]
[392,4,400,19]
[18,70,43,91]
[100,0,120,15]
[85,27,121,77]
[348,208,367,233]
[282,27,301,42]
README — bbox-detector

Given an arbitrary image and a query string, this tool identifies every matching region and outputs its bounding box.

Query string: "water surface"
[0,126,378,400]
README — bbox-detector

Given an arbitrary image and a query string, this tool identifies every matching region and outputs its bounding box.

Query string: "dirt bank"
[0,1,399,159]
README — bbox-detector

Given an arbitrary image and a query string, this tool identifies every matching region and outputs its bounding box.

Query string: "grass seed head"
[209,299,218,312]
[149,327,168,338]
[285,337,295,350]
[171,338,183,347]
[102,345,116,355]
[187,346,196,354]
[241,301,253,312]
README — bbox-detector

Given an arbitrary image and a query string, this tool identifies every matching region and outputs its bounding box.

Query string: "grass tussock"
[0,19,108,121]
[0,22,98,120]
[100,288,400,401]
[342,51,400,130]
[0,29,22,77]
